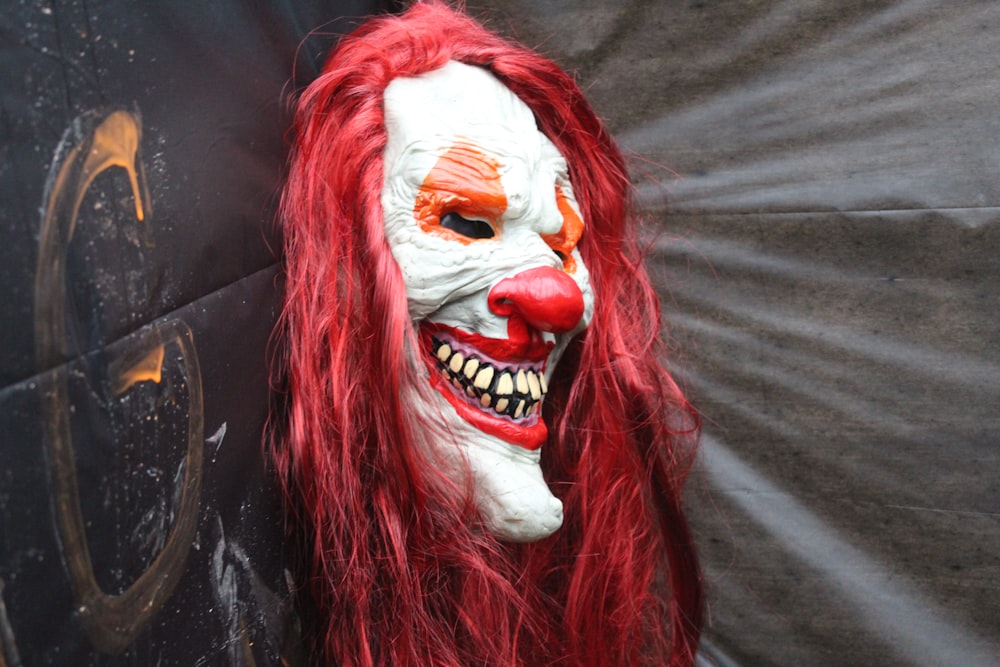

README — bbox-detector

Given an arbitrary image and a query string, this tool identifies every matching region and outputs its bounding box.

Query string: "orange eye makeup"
[542,185,584,273]
[412,141,584,269]
[413,142,507,245]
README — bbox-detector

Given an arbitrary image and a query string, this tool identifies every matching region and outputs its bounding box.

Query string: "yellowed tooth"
[480,393,492,408]
[474,366,494,390]
[539,372,548,394]
[515,369,528,394]
[526,371,541,400]
[436,343,452,362]
[513,399,524,419]
[495,398,509,413]
[449,351,464,374]
[463,358,479,379]
[495,372,513,396]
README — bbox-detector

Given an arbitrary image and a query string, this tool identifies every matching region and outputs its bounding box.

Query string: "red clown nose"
[488,266,585,333]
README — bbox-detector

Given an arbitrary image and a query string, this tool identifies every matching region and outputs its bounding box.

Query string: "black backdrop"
[0,2,393,664]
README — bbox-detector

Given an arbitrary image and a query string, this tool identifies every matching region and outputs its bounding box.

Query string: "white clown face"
[381,61,594,542]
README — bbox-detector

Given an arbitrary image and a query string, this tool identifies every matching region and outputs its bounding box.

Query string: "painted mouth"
[432,336,548,420]
[420,323,552,449]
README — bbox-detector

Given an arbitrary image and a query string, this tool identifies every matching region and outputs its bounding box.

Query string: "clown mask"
[381,61,595,542]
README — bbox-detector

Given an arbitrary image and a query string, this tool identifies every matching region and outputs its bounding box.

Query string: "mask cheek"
[426,295,506,340]
[386,225,497,322]
[536,258,592,384]
[568,250,595,332]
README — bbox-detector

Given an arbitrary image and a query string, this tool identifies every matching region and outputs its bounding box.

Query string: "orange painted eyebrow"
[542,184,585,272]
[413,142,508,243]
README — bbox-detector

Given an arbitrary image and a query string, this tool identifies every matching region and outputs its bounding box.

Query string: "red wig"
[273,3,702,665]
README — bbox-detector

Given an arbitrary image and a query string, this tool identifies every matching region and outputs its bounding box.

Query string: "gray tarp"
[467,1,1000,665]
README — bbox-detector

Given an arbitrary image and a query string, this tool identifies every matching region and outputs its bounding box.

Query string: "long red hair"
[272,3,702,665]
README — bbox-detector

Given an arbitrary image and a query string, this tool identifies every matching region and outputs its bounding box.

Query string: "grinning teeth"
[495,372,514,396]
[449,352,464,374]
[526,371,541,400]
[473,366,494,390]
[515,369,528,394]
[432,336,548,422]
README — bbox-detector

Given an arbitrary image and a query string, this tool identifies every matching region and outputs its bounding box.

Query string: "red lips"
[420,322,550,449]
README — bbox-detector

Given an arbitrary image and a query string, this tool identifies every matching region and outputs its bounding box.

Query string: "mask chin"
[406,345,564,542]
[464,432,564,542]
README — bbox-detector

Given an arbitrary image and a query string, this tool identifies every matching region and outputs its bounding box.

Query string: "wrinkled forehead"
[383,61,548,170]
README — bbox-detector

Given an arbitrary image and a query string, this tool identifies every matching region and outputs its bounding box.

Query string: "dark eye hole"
[440,212,495,239]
